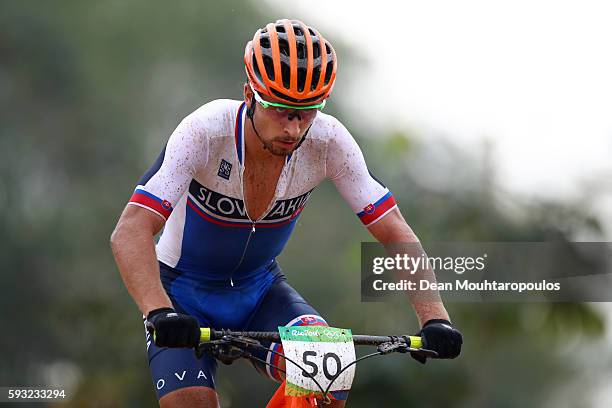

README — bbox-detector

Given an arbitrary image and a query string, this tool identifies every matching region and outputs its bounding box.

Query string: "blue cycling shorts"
[144,261,336,400]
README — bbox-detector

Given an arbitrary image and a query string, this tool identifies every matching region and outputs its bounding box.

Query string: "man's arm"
[368,208,462,361]
[367,207,450,326]
[323,114,462,358]
[109,108,208,316]
[110,205,172,316]
[109,126,204,348]
[110,204,201,348]
[321,115,451,324]
[108,106,215,348]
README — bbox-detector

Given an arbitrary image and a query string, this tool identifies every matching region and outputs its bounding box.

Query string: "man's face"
[244,84,319,156]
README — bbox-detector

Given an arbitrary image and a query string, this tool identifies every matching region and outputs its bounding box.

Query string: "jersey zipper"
[228,222,256,287]
[228,172,280,286]
[230,125,289,286]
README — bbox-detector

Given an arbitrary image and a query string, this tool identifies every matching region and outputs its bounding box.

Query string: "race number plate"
[278,326,356,397]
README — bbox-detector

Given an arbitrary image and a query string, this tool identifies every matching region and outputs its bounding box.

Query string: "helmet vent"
[262,55,275,81]
[281,63,291,88]
[313,42,321,59]
[297,42,306,59]
[260,37,270,49]
[324,61,333,85]
[297,68,306,92]
[270,88,326,104]
[311,67,321,90]
[279,39,290,57]
[252,55,263,82]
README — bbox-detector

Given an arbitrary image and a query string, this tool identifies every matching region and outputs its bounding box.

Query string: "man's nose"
[283,117,302,138]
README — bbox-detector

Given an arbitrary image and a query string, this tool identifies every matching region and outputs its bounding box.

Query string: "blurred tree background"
[0,1,608,407]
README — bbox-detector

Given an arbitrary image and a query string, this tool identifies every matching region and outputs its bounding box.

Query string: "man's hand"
[145,307,201,348]
[411,319,463,364]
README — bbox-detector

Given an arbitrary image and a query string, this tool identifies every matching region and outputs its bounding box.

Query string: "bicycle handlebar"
[199,328,423,349]
[193,328,433,403]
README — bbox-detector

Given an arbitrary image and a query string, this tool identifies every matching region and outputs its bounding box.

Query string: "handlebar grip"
[408,335,422,349]
[200,328,211,342]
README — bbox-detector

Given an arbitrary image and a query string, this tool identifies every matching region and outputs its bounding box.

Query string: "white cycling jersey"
[128,99,396,282]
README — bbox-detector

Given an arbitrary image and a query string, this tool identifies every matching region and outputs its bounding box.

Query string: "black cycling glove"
[145,307,201,348]
[411,319,463,364]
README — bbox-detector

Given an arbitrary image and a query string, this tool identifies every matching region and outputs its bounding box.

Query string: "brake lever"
[194,335,263,364]
[377,341,438,359]
[228,335,262,349]
[217,336,262,365]
[195,339,228,359]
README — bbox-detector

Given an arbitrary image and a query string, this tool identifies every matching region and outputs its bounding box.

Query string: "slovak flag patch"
[357,192,396,226]
[128,187,174,220]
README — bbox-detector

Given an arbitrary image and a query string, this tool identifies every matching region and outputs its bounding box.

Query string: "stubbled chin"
[268,147,293,156]
[265,141,296,156]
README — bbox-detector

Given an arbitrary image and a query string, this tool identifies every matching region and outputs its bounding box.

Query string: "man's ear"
[243,82,253,104]
[244,82,257,119]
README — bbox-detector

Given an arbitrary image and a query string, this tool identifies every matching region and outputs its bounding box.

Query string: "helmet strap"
[246,97,257,119]
[247,98,268,150]
[295,123,312,150]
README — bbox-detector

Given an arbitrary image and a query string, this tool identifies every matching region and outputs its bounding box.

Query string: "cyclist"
[111,19,462,407]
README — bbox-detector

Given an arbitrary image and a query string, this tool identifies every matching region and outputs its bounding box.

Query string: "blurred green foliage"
[0,1,606,407]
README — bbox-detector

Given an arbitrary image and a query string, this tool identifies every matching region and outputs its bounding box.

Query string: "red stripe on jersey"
[359,194,396,226]
[129,192,172,220]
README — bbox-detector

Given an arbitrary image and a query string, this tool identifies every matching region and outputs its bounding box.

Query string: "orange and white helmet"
[244,19,338,107]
